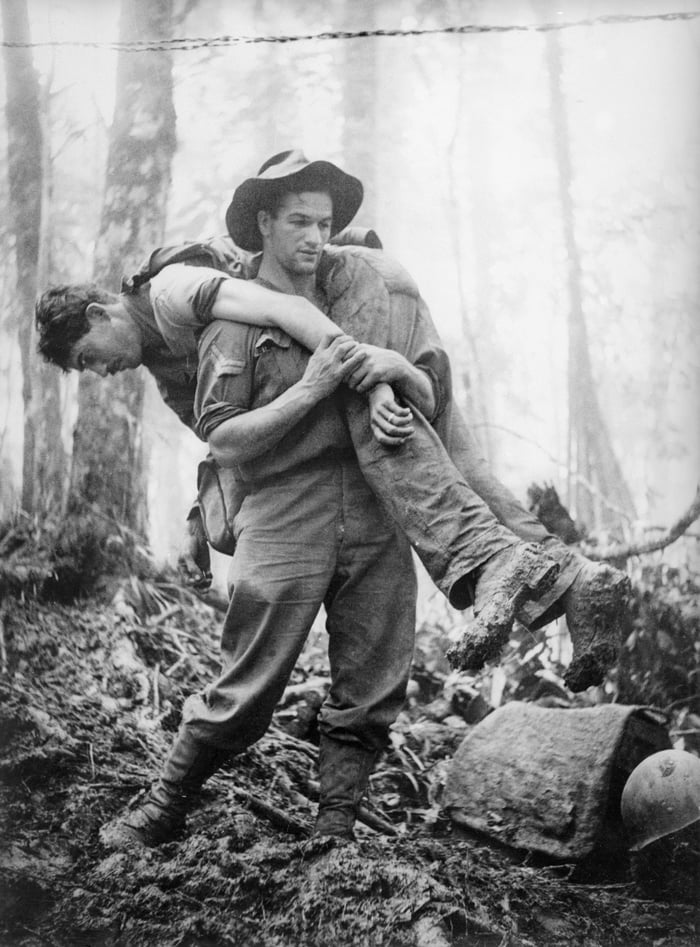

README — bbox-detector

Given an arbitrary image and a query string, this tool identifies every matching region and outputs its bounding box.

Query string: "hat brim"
[226,160,363,252]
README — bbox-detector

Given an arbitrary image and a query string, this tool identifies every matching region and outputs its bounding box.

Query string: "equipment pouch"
[196,456,245,556]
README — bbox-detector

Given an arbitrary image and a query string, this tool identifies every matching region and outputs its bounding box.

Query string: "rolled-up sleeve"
[150,264,229,355]
[194,321,255,442]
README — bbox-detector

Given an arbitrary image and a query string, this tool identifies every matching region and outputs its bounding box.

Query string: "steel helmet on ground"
[621,749,700,851]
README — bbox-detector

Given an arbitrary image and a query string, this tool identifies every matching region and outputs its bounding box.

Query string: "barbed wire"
[2,10,699,52]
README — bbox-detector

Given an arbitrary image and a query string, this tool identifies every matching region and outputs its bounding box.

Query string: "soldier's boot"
[562,560,631,692]
[100,728,230,850]
[313,736,378,841]
[446,542,559,672]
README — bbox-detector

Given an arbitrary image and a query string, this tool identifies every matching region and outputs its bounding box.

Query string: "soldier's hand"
[177,508,212,591]
[345,344,408,393]
[302,334,366,398]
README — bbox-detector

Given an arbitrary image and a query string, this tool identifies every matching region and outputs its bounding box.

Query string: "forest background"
[0,0,698,620]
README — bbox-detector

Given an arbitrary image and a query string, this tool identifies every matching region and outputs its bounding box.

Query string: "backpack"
[120,234,260,294]
[119,235,259,556]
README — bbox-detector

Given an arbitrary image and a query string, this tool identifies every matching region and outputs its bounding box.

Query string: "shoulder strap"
[120,235,259,294]
[120,228,379,295]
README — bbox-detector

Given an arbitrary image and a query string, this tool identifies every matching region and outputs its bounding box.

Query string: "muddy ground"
[1,581,698,947]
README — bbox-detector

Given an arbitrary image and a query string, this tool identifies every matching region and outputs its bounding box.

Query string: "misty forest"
[0,1,699,945]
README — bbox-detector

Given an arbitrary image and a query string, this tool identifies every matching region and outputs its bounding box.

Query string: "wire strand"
[2,11,699,52]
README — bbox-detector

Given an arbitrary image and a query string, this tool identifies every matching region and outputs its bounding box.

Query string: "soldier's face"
[259,191,333,277]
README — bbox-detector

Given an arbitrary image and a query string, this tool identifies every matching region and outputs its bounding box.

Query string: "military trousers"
[183,456,417,754]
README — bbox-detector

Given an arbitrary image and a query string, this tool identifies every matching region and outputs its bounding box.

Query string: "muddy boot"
[446,542,559,672]
[314,737,378,840]
[562,561,631,692]
[100,728,229,850]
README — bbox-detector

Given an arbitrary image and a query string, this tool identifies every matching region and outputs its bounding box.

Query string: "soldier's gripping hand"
[344,343,409,393]
[302,334,366,399]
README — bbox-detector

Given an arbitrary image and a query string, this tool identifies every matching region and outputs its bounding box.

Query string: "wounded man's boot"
[446,542,559,672]
[100,727,230,850]
[314,736,378,840]
[561,560,631,692]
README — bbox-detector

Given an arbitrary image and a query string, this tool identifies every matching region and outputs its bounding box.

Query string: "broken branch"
[216,778,310,837]
[583,485,700,561]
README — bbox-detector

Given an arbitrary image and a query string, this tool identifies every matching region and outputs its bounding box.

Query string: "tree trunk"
[448,26,493,463]
[538,0,636,530]
[69,0,176,537]
[2,0,65,514]
[341,0,378,226]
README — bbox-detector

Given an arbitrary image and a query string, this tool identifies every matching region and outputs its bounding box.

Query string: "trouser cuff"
[440,531,517,609]
[517,544,585,629]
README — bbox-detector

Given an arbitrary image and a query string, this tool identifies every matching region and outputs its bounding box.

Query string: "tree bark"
[2,0,65,514]
[69,0,176,536]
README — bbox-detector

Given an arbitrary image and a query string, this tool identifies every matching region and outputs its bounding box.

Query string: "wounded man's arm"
[210,278,342,351]
[151,263,345,353]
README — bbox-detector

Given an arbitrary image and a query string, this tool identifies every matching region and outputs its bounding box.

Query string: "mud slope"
[1,595,697,947]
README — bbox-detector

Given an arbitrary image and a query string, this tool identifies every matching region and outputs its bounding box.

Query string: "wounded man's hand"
[177,508,213,591]
[369,383,414,446]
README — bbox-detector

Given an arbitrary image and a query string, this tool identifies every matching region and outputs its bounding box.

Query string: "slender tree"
[410,0,492,457]
[2,0,65,513]
[446,18,494,462]
[341,0,378,224]
[69,0,176,537]
[537,0,636,530]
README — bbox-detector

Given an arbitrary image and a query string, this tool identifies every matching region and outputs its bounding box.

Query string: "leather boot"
[314,737,378,840]
[100,727,230,850]
[562,561,631,692]
[446,542,559,672]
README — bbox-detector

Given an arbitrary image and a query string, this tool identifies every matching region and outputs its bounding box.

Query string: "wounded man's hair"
[35,284,109,370]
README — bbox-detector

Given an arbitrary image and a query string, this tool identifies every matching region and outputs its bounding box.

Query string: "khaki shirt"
[121,263,235,432]
[194,315,352,485]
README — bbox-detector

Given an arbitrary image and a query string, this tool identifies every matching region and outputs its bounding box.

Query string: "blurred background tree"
[2,0,63,514]
[68,0,176,538]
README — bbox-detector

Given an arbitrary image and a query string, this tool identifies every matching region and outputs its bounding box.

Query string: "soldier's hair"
[35,284,111,370]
